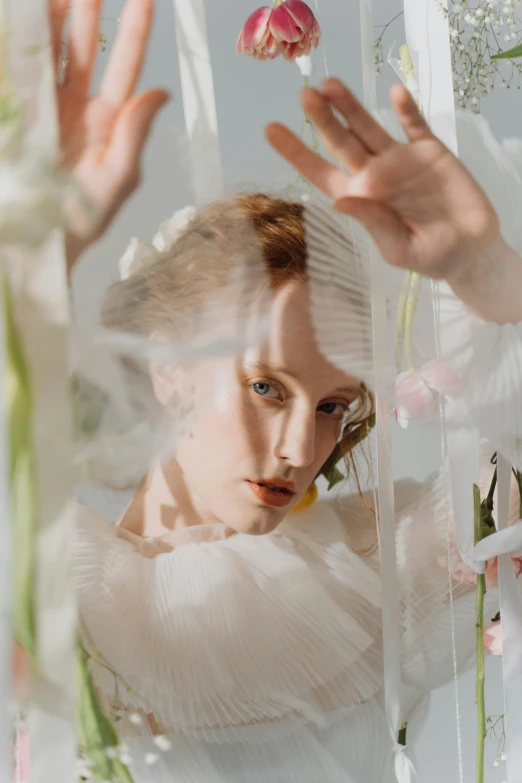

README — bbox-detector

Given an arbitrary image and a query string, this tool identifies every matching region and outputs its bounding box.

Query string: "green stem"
[473,483,486,783]
[395,271,412,372]
[404,272,420,372]
[395,45,421,374]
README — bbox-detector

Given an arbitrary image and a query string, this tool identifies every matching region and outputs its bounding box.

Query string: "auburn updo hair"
[101,192,375,504]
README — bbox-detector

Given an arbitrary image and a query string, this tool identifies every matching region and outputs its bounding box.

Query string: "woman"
[58,1,522,781]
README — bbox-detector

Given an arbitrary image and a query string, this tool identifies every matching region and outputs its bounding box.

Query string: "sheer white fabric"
[73,359,522,783]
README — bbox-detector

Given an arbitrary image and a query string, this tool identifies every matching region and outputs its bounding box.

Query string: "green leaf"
[3,273,37,662]
[492,42,522,59]
[514,471,522,519]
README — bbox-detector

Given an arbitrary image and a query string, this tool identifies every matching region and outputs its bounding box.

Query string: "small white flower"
[450,27,459,37]
[494,759,500,767]
[476,7,485,15]
[145,753,160,766]
[502,80,510,88]
[465,12,473,22]
[120,752,133,765]
[500,751,508,761]
[471,95,479,104]
[153,735,172,752]
[129,712,144,726]
[505,33,512,38]
[105,746,119,760]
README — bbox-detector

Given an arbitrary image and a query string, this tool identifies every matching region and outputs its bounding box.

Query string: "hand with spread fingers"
[49,0,170,273]
[266,79,522,324]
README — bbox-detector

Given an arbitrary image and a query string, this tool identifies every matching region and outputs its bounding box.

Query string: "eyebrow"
[243,361,361,396]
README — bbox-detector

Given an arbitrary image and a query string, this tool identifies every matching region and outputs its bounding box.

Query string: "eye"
[251,382,280,399]
[317,401,349,417]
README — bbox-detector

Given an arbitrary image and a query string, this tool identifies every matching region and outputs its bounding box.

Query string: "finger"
[265,122,350,200]
[106,89,170,189]
[48,0,68,73]
[300,87,370,172]
[334,196,409,268]
[321,78,394,154]
[390,83,433,142]
[65,0,102,93]
[99,0,154,107]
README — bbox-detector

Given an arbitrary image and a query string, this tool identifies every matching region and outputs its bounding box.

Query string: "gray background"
[71,1,518,779]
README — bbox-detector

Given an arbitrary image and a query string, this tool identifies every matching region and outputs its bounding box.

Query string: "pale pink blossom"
[236,7,281,60]
[269,0,321,61]
[236,2,320,63]
[483,620,503,656]
[393,358,461,429]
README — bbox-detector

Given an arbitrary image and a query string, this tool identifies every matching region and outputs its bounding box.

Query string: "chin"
[231,508,286,536]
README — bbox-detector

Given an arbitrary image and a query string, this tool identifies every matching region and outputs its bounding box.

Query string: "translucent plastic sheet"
[6,1,522,782]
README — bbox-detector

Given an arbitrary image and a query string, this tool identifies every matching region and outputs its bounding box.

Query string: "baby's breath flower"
[153,735,172,752]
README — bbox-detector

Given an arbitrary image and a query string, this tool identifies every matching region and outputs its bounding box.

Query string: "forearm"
[447,234,522,325]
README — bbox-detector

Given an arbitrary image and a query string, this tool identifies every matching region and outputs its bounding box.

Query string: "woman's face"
[166,280,361,535]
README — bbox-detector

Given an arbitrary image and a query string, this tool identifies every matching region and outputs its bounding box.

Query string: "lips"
[247,478,296,508]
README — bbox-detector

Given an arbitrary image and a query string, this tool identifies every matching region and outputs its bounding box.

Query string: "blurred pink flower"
[440,546,522,589]
[14,725,29,783]
[393,358,461,429]
[236,2,320,62]
[236,7,281,60]
[269,0,321,61]
[483,620,503,656]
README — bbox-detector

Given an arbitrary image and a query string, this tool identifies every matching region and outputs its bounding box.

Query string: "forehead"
[244,280,360,391]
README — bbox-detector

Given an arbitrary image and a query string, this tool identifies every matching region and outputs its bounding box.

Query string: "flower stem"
[473,483,486,783]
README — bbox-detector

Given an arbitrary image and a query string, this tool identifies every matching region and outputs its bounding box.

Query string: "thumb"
[334,196,409,268]
[108,88,171,182]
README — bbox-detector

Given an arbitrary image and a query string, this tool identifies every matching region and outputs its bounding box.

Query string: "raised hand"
[265,78,500,286]
[49,0,170,272]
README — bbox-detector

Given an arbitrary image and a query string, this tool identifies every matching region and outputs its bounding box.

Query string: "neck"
[118,458,206,538]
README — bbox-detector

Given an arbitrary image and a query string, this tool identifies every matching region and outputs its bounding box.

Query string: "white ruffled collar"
[73,499,384,740]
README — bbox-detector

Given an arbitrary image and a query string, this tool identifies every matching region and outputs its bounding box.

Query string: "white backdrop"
[71,1,520,780]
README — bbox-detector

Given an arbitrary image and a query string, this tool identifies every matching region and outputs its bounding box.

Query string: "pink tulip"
[236,2,320,63]
[483,620,503,656]
[269,0,321,61]
[393,359,461,429]
[236,7,281,60]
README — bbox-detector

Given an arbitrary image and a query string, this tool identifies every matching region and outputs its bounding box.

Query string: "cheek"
[175,369,261,468]
[315,419,343,466]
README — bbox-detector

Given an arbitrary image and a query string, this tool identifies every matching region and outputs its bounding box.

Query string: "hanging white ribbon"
[359,2,415,780]
[5,2,77,782]
[172,0,224,204]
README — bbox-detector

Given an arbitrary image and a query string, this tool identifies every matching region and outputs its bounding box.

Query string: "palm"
[266,79,498,282]
[50,0,169,272]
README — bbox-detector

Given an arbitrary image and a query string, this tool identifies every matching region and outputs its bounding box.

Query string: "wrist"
[446,233,522,325]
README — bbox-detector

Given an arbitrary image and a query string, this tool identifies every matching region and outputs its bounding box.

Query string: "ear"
[148,331,181,408]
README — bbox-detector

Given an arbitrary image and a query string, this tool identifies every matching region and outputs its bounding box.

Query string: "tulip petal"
[484,621,503,656]
[237,7,279,57]
[420,358,462,399]
[394,370,435,416]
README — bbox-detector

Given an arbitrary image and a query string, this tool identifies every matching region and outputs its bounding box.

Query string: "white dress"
[73,446,520,782]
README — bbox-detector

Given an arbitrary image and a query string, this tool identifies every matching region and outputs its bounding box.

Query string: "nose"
[275,404,316,468]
